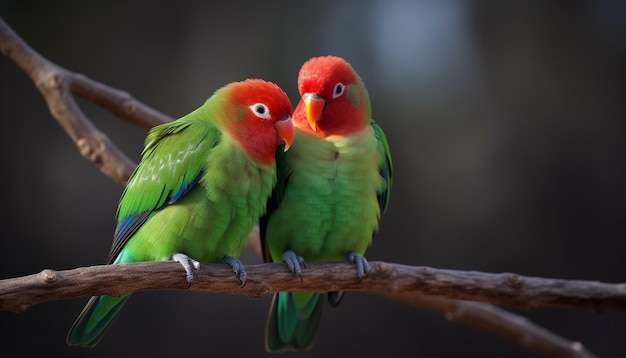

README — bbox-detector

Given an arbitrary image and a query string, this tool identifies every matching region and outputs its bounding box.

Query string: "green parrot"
[66,79,294,348]
[261,56,393,352]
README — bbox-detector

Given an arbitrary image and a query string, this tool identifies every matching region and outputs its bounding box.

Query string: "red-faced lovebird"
[261,56,393,352]
[67,79,294,348]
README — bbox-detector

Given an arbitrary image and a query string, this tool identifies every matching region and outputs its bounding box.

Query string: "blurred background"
[1,1,625,357]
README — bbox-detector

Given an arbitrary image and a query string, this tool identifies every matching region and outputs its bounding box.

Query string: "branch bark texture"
[1,261,624,314]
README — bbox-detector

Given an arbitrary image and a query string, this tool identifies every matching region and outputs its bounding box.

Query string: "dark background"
[1,1,625,357]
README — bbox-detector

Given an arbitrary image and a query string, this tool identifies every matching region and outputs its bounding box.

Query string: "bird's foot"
[222,256,247,288]
[282,249,306,281]
[172,253,201,288]
[347,251,371,280]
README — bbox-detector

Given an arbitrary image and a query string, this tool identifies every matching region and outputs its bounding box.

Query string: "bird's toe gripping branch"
[172,253,201,288]
[282,249,306,280]
[222,256,247,287]
[347,251,371,280]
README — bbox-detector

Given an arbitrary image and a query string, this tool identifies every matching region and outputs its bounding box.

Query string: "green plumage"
[67,79,293,347]
[266,128,388,262]
[264,124,391,352]
[261,56,393,352]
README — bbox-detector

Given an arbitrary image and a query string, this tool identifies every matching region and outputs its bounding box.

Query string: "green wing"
[109,116,221,263]
[372,119,393,213]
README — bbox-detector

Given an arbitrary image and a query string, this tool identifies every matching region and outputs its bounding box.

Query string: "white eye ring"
[250,103,271,119]
[332,83,345,99]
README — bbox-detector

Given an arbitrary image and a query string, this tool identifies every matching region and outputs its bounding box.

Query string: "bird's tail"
[265,291,323,352]
[66,294,131,347]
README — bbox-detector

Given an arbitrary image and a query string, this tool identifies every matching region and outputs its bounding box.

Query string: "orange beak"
[275,114,294,151]
[303,93,325,131]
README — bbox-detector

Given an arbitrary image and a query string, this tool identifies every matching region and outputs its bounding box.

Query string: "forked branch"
[0,17,170,185]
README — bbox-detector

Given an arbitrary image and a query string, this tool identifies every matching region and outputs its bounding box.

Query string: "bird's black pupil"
[335,84,343,94]
[257,105,265,114]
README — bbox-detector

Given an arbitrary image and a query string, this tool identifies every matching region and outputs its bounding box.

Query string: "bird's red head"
[222,79,294,165]
[295,56,371,137]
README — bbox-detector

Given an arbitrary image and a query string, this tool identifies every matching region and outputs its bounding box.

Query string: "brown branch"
[1,261,610,358]
[1,261,623,313]
[389,294,596,358]
[0,16,171,185]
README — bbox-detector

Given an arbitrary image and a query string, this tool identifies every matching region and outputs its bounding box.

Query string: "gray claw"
[222,256,247,287]
[172,253,200,288]
[282,249,306,280]
[347,251,370,280]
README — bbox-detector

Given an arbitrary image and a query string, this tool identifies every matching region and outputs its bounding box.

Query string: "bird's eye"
[250,103,271,119]
[332,83,345,99]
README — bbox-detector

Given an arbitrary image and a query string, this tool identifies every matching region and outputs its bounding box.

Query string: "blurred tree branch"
[0,16,170,185]
[389,293,595,358]
[0,15,617,358]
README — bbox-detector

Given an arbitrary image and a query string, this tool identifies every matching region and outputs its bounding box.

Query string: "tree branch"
[388,294,595,358]
[2,261,624,313]
[1,261,609,358]
[0,16,171,185]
